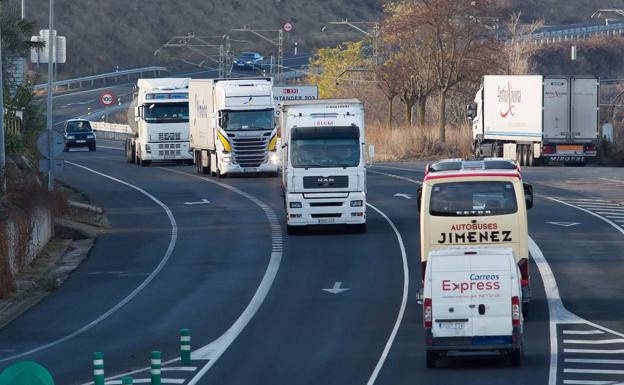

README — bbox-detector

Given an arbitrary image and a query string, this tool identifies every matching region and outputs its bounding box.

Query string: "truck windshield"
[222,109,274,131]
[144,102,189,123]
[291,137,360,168]
[429,181,518,216]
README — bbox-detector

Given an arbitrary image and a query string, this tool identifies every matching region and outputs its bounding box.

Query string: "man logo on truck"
[498,82,522,118]
[317,177,335,186]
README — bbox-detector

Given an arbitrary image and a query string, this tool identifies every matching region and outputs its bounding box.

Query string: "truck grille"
[303,176,349,189]
[231,136,268,168]
[158,132,182,141]
[158,143,181,156]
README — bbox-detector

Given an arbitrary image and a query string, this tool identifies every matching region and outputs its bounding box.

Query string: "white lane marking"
[566,358,624,364]
[602,178,624,184]
[564,381,624,385]
[543,197,624,237]
[547,222,580,227]
[574,203,622,207]
[0,162,178,363]
[584,207,624,211]
[597,212,624,217]
[106,379,184,384]
[393,193,413,199]
[563,330,605,335]
[158,168,283,385]
[49,84,133,100]
[161,367,197,372]
[365,203,409,385]
[564,339,624,344]
[322,281,350,294]
[565,348,624,354]
[565,368,624,375]
[184,199,210,206]
[368,169,422,185]
[371,164,425,172]
[566,199,613,202]
[59,99,96,108]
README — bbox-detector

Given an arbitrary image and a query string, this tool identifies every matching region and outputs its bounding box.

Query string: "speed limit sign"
[283,22,293,32]
[100,92,115,106]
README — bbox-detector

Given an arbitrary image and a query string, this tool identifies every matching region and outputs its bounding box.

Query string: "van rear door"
[431,255,473,338]
[470,253,513,339]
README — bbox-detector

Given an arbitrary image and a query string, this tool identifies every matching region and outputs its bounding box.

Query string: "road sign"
[283,22,293,32]
[273,85,318,116]
[0,361,55,385]
[36,130,64,158]
[100,92,115,106]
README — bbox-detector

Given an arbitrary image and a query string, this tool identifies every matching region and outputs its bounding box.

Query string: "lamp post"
[46,0,54,192]
[0,26,6,195]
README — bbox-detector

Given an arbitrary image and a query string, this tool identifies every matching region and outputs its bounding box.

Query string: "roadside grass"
[367,122,472,162]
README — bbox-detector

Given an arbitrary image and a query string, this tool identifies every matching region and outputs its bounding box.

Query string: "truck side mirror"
[417,187,423,213]
[523,183,534,209]
[134,106,141,122]
[466,103,477,119]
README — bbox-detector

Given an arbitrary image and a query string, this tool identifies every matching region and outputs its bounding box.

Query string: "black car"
[233,52,263,71]
[63,119,96,151]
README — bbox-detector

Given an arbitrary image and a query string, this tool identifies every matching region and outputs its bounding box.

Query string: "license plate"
[438,322,465,330]
[318,218,335,224]
[76,140,86,143]
[244,168,259,172]
[557,144,582,154]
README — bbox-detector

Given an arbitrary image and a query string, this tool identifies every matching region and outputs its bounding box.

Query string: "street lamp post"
[46,0,54,192]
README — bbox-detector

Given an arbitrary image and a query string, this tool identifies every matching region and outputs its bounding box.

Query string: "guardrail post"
[122,377,133,385]
[93,352,105,385]
[180,328,191,365]
[150,351,162,385]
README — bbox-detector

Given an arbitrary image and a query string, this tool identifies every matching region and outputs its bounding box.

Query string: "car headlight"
[145,144,151,153]
[289,202,302,209]
[67,135,75,139]
[350,200,363,207]
[86,135,94,139]
[269,153,279,164]
[246,61,252,64]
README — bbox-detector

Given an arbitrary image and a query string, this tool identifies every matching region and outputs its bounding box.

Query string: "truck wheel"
[195,151,202,174]
[527,145,534,167]
[473,140,481,159]
[522,145,530,166]
[140,159,151,167]
[511,344,523,367]
[426,351,437,368]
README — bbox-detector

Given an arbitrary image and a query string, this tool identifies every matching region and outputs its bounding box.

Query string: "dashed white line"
[566,358,624,364]
[564,381,624,385]
[367,169,422,185]
[371,164,425,172]
[0,162,178,363]
[161,367,197,372]
[563,330,605,335]
[106,379,184,385]
[565,348,624,354]
[564,339,624,345]
[565,368,624,375]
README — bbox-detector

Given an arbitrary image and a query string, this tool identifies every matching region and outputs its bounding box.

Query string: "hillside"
[5,0,624,79]
[4,0,380,78]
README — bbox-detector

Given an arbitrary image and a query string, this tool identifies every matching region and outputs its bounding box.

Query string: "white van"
[421,248,523,368]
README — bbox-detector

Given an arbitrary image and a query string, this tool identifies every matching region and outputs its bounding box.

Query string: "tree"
[503,12,544,75]
[307,41,367,98]
[404,0,501,141]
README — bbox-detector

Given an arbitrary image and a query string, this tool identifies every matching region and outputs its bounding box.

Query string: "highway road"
[2,101,624,385]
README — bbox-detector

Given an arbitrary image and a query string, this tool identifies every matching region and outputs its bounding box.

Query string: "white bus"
[417,159,534,314]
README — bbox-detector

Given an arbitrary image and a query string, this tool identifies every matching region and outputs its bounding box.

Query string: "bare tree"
[504,12,544,75]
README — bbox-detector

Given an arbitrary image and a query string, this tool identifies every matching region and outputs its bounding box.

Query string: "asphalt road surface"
[1,115,624,384]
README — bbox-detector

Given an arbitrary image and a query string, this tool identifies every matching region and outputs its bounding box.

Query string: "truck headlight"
[350,200,363,207]
[145,144,151,153]
[222,154,232,163]
[289,202,302,209]
[270,153,279,164]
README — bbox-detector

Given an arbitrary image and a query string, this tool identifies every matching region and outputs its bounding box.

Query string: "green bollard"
[150,351,161,385]
[122,377,133,385]
[92,352,105,385]
[180,329,191,365]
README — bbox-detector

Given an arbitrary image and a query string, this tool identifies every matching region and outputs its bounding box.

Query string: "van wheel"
[511,345,523,367]
[426,351,437,368]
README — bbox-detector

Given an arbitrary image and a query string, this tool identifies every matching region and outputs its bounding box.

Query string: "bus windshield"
[429,181,517,216]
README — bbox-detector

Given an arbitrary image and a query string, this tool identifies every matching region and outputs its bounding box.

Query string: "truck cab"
[280,99,373,234]
[127,78,193,166]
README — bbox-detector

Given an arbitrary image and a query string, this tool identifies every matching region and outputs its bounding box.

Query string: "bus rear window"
[429,181,517,217]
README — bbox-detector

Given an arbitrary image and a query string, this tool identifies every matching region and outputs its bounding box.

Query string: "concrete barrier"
[91,122,133,142]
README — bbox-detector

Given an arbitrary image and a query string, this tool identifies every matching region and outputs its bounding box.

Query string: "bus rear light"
[512,296,521,326]
[424,298,432,329]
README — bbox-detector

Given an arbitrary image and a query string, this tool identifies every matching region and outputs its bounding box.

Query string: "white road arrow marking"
[547,221,580,227]
[393,193,413,200]
[184,199,211,206]
[322,281,350,294]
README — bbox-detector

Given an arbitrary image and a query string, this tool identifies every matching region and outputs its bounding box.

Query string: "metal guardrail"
[34,66,168,94]
[524,22,624,43]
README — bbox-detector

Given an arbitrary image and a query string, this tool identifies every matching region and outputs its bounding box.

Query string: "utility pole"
[230,27,283,82]
[46,0,54,192]
[0,26,6,195]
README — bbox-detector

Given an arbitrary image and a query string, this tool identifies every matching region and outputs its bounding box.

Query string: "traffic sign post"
[100,92,115,122]
[36,130,64,174]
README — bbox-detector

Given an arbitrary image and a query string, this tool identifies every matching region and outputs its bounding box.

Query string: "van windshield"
[429,181,517,216]
[66,121,92,132]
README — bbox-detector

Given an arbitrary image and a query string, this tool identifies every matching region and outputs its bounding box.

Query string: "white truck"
[126,78,193,166]
[468,75,599,166]
[188,78,279,177]
[280,99,374,234]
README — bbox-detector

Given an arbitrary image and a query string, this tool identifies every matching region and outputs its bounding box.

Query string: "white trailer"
[126,78,193,166]
[188,78,279,177]
[468,75,599,166]
[280,99,374,234]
